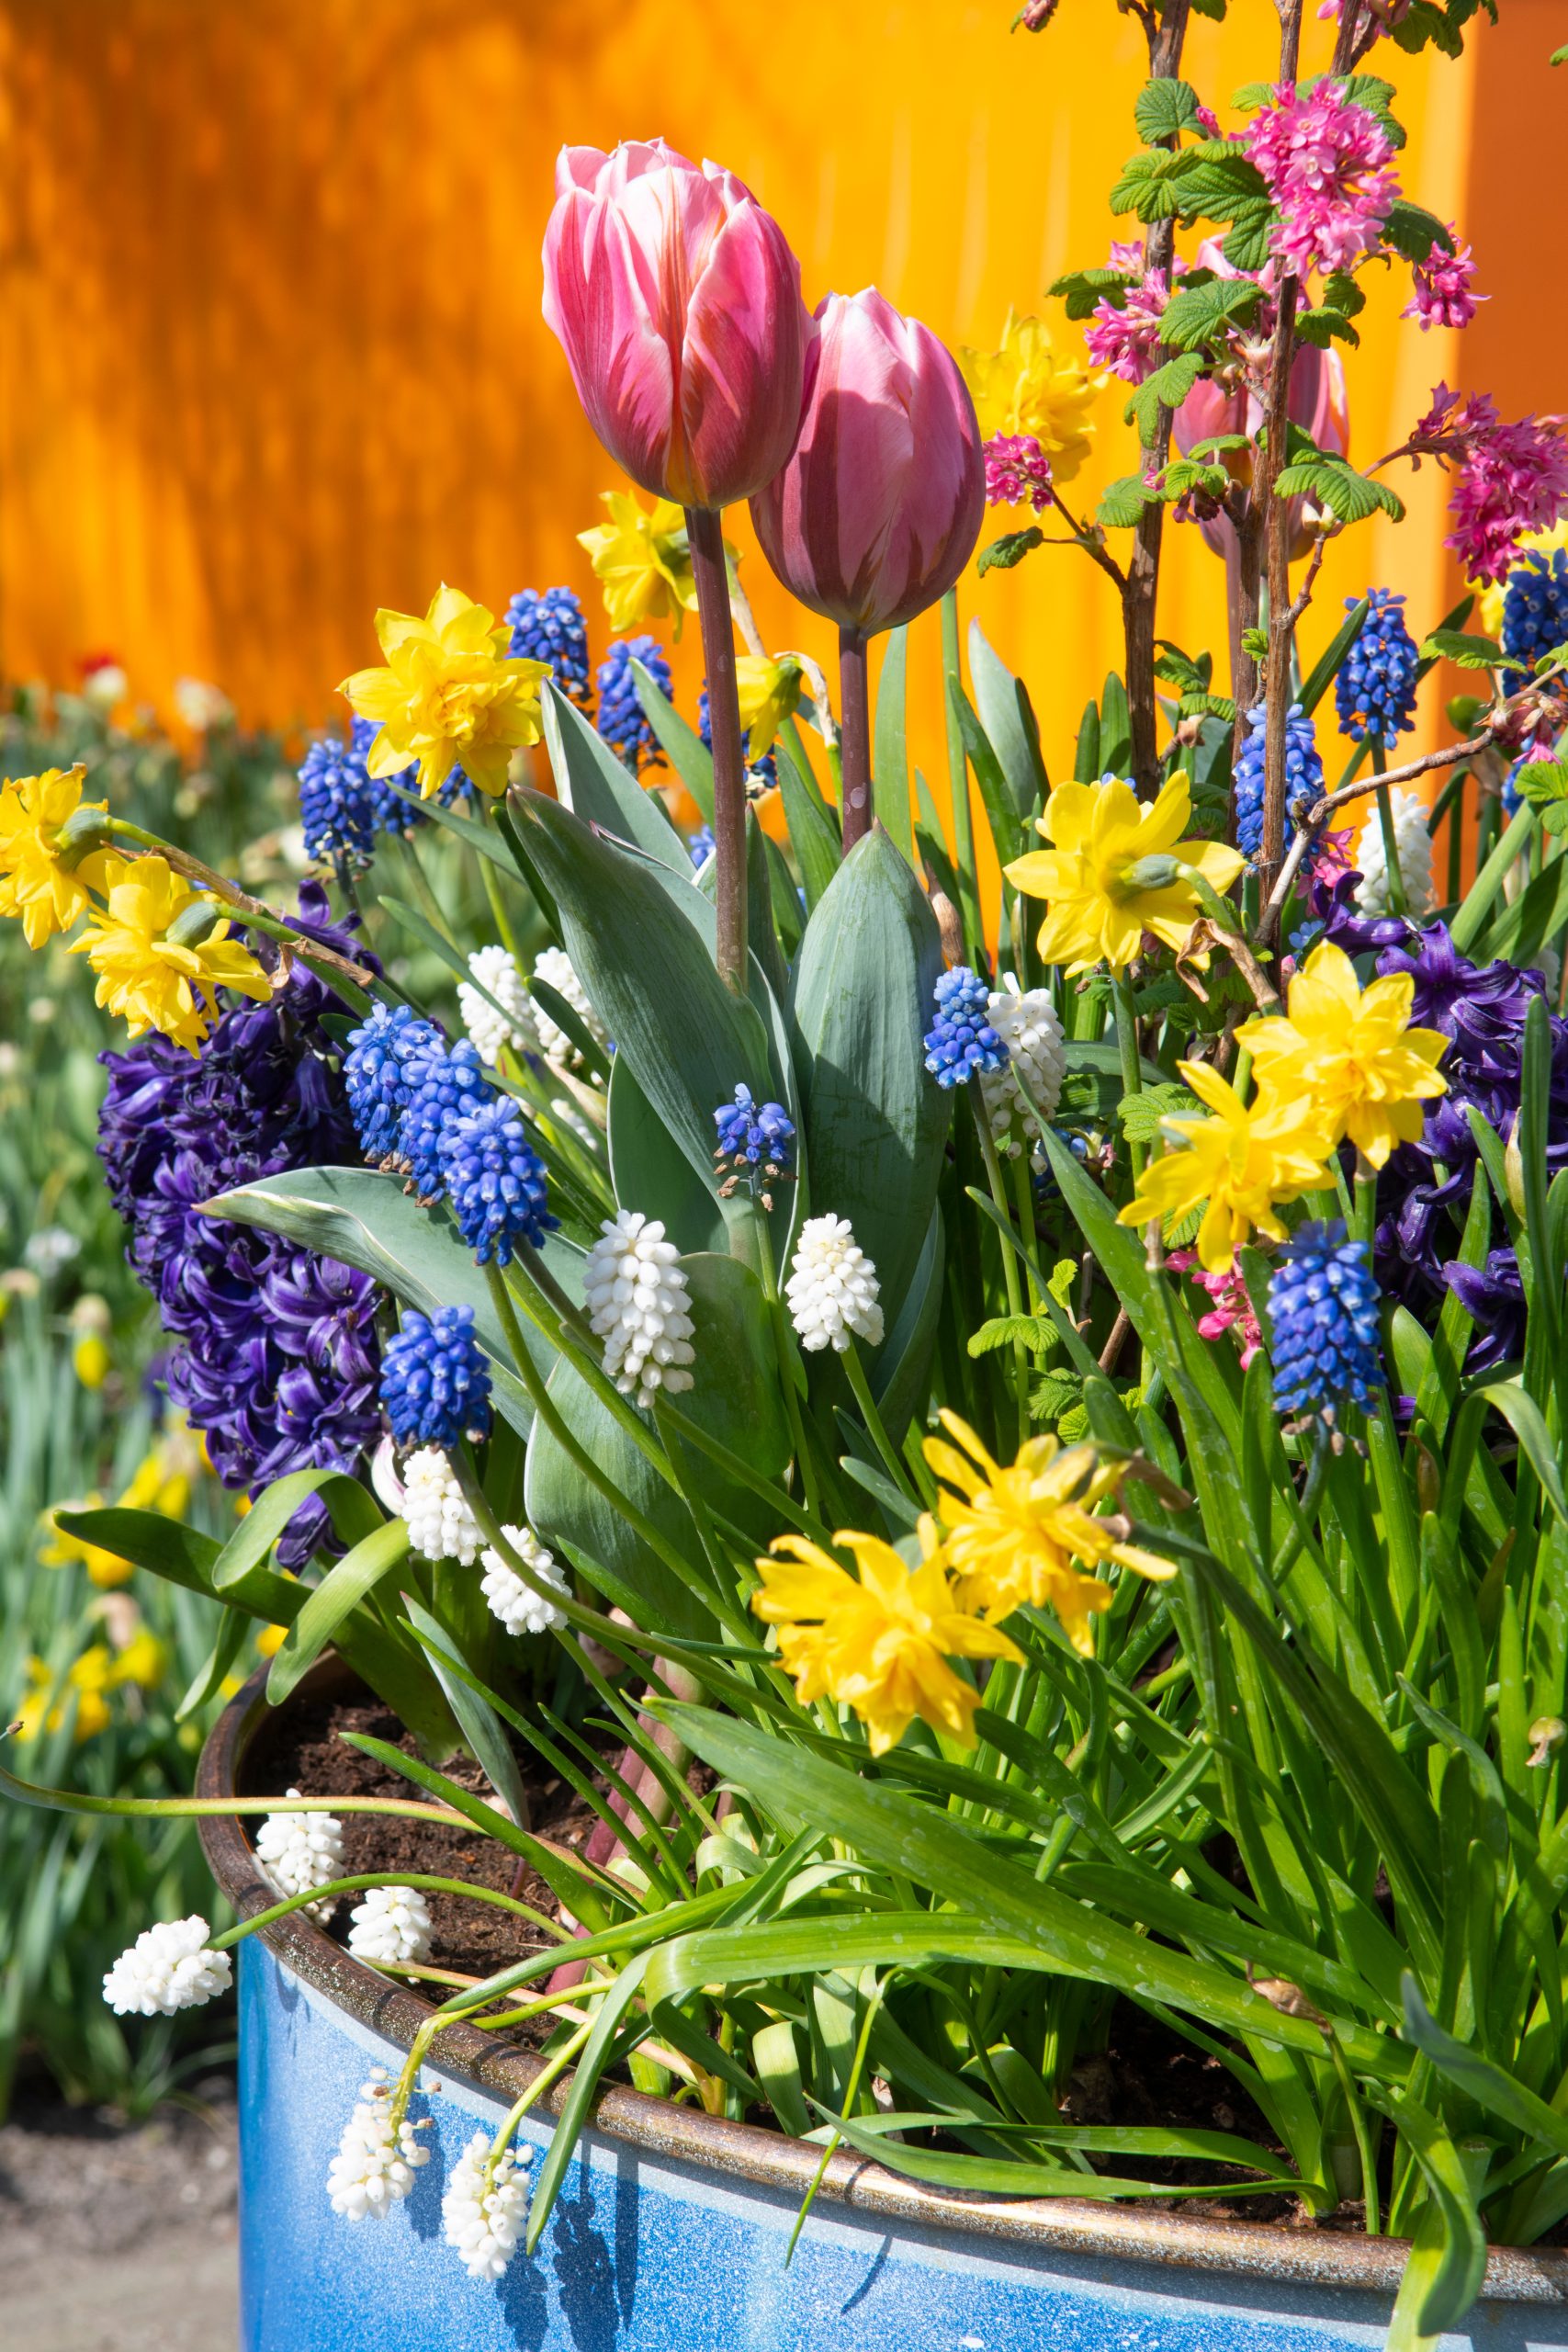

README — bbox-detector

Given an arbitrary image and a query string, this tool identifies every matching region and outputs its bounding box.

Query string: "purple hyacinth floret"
[381,1306,491,1449]
[1269,1222,1381,1424]
[96,882,383,1567]
[344,1001,444,1162]
[436,1097,557,1265]
[401,1038,488,1201]
[1292,868,1411,959]
[924,967,1006,1089]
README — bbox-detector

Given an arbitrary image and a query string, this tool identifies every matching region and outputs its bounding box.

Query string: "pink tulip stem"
[686,504,750,991]
[838,628,873,853]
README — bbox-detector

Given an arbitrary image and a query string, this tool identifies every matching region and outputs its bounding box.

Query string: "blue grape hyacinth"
[688,825,716,869]
[381,1306,492,1449]
[437,1096,557,1265]
[1269,1223,1382,1424]
[506,585,592,707]
[714,1084,795,1184]
[924,967,1007,1089]
[298,719,423,865]
[1502,546,1568,668]
[344,1001,444,1161]
[1336,589,1419,744]
[596,637,671,773]
[401,1037,489,1200]
[1234,703,1325,863]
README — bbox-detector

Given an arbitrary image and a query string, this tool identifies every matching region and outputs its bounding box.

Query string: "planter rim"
[199,1663,1568,2308]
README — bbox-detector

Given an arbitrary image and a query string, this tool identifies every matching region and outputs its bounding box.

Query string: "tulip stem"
[686,504,749,993]
[838,628,873,854]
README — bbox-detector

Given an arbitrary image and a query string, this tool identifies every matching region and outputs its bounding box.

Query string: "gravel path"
[0,2085,238,2352]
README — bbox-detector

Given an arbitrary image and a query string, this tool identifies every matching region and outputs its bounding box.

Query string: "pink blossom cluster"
[1410,385,1568,583]
[1166,1250,1263,1367]
[1085,244,1189,385]
[1404,232,1483,334]
[983,433,1055,513]
[1244,81,1400,279]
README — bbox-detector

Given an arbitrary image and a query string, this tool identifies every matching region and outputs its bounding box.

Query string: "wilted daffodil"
[958,311,1099,485]
[339,584,549,799]
[1118,1060,1337,1272]
[577,490,699,637]
[0,764,111,947]
[925,1411,1175,1653]
[1006,776,1245,975]
[751,1519,1021,1755]
[1235,941,1449,1170]
[70,855,270,1054]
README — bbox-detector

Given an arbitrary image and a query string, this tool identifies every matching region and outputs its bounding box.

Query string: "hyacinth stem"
[207,1872,564,1952]
[488,2023,596,2168]
[842,1339,922,1507]
[970,1080,1031,1449]
[1371,741,1409,919]
[685,503,749,993]
[838,628,873,853]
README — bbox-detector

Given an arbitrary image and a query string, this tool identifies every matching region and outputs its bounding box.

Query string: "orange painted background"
[0,0,1562,795]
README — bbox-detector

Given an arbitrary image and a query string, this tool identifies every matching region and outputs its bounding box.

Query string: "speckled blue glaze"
[235,1938,1568,2352]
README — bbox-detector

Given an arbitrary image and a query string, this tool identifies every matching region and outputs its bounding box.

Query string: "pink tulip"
[1174,344,1350,562]
[542,139,808,512]
[750,288,986,638]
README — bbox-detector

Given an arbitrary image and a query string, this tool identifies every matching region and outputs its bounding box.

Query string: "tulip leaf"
[968,621,1048,821]
[606,1054,727,1254]
[540,679,693,884]
[789,829,948,1341]
[630,659,715,824]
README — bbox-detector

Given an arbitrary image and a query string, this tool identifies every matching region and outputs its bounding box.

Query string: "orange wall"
[0,0,1542,803]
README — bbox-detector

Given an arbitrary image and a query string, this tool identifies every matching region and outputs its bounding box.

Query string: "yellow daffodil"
[577,491,698,637]
[924,1410,1174,1653]
[1474,520,1568,639]
[735,655,804,761]
[1118,1060,1337,1272]
[1235,941,1449,1170]
[1006,775,1245,975]
[339,584,549,799]
[16,1646,114,1743]
[255,1623,288,1658]
[108,1629,169,1690]
[751,1519,1022,1755]
[958,311,1099,486]
[70,855,270,1054]
[0,764,110,947]
[119,1435,195,1522]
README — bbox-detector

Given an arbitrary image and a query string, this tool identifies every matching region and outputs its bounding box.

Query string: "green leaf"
[606,1054,727,1256]
[1382,196,1451,263]
[949,681,1025,867]
[207,1464,381,1590]
[789,830,948,1341]
[1125,352,1204,444]
[1157,275,1261,352]
[1272,456,1404,525]
[1418,628,1507,670]
[400,1593,532,1827]
[631,659,715,824]
[1134,75,1205,142]
[774,730,841,914]
[1098,475,1155,528]
[1117,1082,1201,1143]
[976,526,1044,576]
[1298,596,1370,716]
[967,1313,1055,1359]
[540,679,691,883]
[872,626,912,860]
[265,1519,412,1705]
[968,621,1048,821]
[1047,265,1137,321]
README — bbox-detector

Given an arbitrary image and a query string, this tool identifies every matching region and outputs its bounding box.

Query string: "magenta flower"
[1167,1251,1264,1368]
[1084,248,1187,386]
[1245,83,1400,279]
[1406,385,1568,583]
[750,288,985,636]
[984,434,1054,513]
[542,139,807,511]
[1404,232,1484,334]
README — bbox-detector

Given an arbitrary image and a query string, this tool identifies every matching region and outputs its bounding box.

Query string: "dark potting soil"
[242,1684,1351,2227]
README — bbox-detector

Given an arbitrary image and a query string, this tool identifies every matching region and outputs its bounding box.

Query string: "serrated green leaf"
[1158,276,1261,352]
[1097,475,1155,528]
[1118,1083,1201,1142]
[1382,196,1450,263]
[1134,75,1205,143]
[1047,266,1138,321]
[976,526,1044,576]
[1418,628,1507,670]
[967,1313,1055,1359]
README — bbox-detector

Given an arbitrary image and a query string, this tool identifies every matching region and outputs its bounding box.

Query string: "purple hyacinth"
[96,884,383,1566]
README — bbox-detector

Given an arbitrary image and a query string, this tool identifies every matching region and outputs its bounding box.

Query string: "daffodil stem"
[1111,973,1148,1180]
[1353,1159,1378,1255]
[95,819,379,994]
[749,1208,829,1524]
[1371,741,1408,920]
[971,1080,1031,1449]
[838,628,872,854]
[686,503,749,994]
[843,1339,920,1506]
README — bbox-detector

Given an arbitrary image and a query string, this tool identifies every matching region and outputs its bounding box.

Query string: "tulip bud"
[542,140,808,512]
[750,289,986,638]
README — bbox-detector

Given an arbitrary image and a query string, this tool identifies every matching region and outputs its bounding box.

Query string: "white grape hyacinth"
[457,944,540,1066]
[786,1215,885,1353]
[346,1884,434,1969]
[398,1446,482,1565]
[327,2075,431,2221]
[442,2128,534,2281]
[481,1524,570,1635]
[254,1788,345,1918]
[1353,788,1436,919]
[103,1917,232,2016]
[978,979,1067,1168]
[583,1210,695,1408]
[531,946,607,1069]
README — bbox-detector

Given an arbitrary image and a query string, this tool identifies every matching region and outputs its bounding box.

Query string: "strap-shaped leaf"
[265,1518,412,1705]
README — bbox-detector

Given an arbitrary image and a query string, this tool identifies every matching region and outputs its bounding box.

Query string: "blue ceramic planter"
[203,1673,1568,2352]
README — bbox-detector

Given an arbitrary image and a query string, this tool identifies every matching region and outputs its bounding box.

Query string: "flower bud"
[750,289,985,638]
[164,893,229,950]
[543,141,808,511]
[52,802,118,869]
